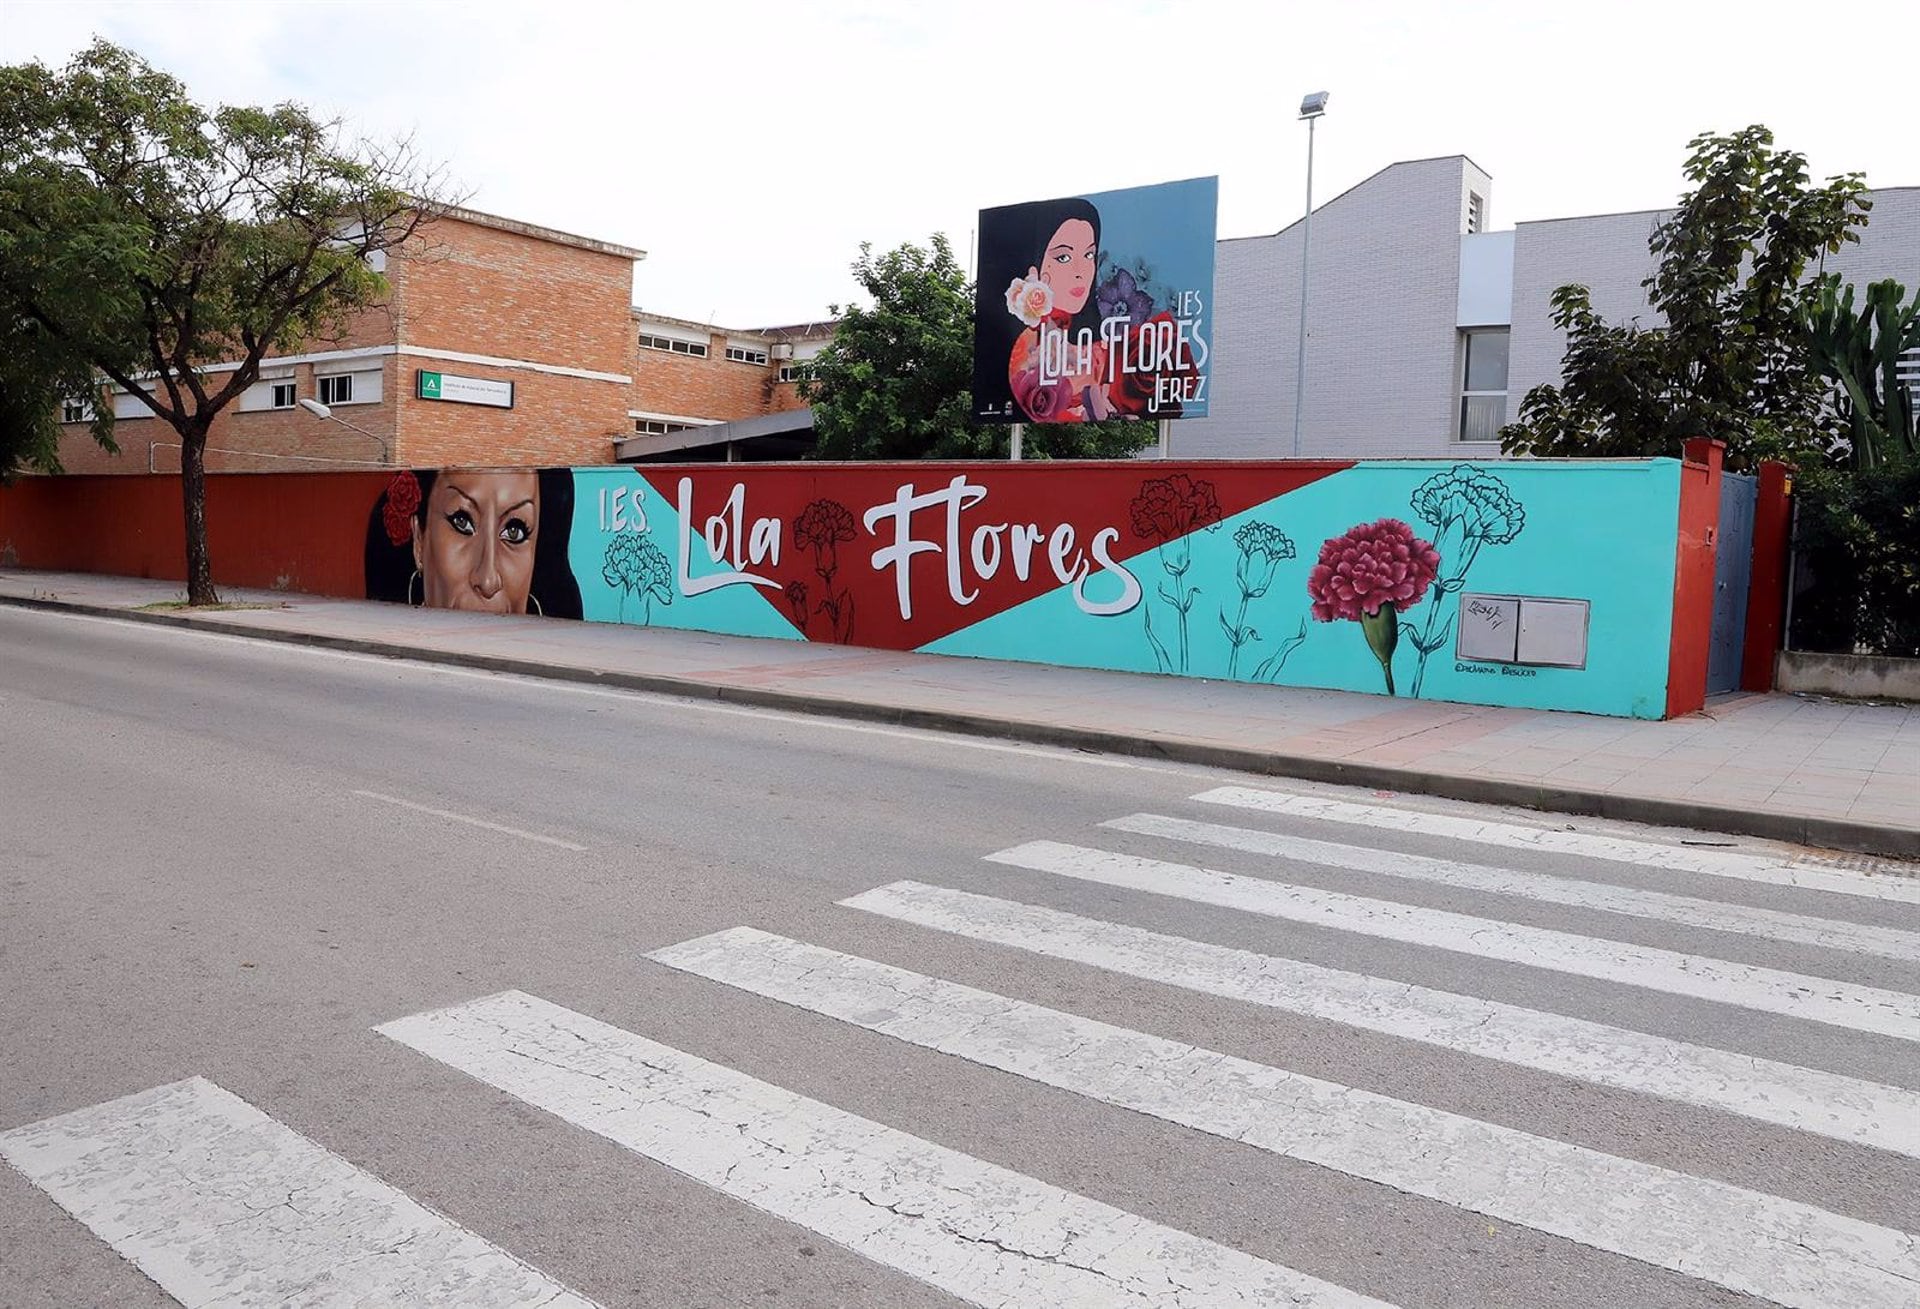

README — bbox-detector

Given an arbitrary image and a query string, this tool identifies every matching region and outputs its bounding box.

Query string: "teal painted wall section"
[559,459,1682,719]
[568,466,803,640]
[923,461,1680,718]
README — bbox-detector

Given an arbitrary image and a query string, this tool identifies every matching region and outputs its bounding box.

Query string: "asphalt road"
[2,604,1916,1309]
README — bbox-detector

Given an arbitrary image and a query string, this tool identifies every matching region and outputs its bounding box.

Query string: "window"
[1458,328,1509,441]
[639,332,708,357]
[777,363,813,384]
[318,374,353,405]
[633,418,699,436]
[62,398,92,423]
[1466,191,1485,234]
[270,382,296,409]
[725,345,768,366]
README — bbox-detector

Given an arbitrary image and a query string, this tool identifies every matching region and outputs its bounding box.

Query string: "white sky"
[6,0,1916,328]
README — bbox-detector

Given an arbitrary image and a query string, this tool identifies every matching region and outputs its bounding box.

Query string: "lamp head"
[1299,91,1330,119]
[297,398,333,419]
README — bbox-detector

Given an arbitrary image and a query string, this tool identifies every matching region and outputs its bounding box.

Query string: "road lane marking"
[652,926,1920,1309]
[839,881,1920,1158]
[0,1076,596,1308]
[377,989,1395,1309]
[1194,785,1920,904]
[987,842,1920,1042]
[352,790,587,851]
[1103,813,1920,962]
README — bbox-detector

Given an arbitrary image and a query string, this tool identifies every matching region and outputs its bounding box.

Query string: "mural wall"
[363,459,1684,718]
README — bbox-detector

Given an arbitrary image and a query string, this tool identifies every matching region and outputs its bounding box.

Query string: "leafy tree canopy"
[1500,126,1870,468]
[800,234,1156,460]
[0,39,451,599]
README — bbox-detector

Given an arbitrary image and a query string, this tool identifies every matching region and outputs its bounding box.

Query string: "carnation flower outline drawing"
[1405,464,1528,697]
[1128,474,1224,673]
[794,498,859,644]
[1221,520,1296,679]
[601,531,673,625]
[1306,517,1442,696]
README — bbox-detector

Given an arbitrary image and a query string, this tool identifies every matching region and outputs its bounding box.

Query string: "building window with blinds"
[1459,328,1509,441]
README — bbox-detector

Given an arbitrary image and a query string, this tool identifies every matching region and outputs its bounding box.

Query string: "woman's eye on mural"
[446,510,475,536]
[501,518,532,546]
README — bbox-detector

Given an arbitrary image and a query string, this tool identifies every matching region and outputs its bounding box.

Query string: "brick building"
[625,312,833,449]
[55,207,651,473]
[48,207,830,474]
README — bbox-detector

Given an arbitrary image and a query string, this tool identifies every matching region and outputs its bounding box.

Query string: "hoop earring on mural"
[529,593,543,617]
[407,569,422,607]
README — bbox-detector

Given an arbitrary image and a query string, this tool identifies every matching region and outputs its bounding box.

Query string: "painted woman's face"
[413,471,540,614]
[1039,218,1097,316]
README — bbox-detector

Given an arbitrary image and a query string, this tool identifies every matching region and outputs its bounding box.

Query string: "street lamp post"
[297,398,390,463]
[1292,90,1329,459]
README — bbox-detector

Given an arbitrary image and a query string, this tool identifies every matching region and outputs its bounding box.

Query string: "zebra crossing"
[5,784,1917,1307]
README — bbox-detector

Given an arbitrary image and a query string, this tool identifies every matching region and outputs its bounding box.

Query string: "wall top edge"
[32,456,1680,483]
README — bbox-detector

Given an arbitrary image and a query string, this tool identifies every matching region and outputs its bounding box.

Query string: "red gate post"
[1739,460,1794,692]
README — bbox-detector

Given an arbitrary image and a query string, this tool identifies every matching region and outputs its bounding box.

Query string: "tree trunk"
[180,426,218,605]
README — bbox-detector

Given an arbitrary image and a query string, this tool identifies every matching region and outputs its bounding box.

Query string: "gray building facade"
[1177,158,1918,459]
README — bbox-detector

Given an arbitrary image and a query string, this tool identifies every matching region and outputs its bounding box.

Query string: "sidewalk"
[4,568,1916,858]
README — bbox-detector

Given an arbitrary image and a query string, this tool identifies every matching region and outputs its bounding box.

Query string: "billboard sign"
[972,175,1217,425]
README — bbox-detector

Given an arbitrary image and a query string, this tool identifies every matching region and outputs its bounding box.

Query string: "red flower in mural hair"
[382,471,421,547]
[1306,518,1440,622]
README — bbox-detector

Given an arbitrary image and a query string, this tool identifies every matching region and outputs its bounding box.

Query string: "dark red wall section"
[1739,460,1794,693]
[0,473,390,597]
[639,461,1353,649]
[1665,439,1723,719]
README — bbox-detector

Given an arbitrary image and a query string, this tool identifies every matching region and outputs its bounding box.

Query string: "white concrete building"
[1178,158,1919,459]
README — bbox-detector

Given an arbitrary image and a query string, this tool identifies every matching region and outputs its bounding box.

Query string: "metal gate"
[1707,472,1758,694]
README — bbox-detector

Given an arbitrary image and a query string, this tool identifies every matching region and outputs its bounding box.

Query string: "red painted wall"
[1739,460,1793,693]
[0,473,389,597]
[1665,439,1723,718]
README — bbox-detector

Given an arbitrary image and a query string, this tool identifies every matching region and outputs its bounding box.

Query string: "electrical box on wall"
[1457,593,1590,669]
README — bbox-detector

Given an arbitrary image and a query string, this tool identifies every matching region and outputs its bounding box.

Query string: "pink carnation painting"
[1306,518,1440,695]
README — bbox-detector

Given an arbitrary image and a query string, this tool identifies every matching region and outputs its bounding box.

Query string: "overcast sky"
[6,0,1915,328]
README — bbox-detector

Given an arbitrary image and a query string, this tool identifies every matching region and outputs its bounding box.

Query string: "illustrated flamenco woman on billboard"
[973,178,1216,426]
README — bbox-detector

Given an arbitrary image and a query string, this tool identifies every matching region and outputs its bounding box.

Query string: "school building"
[50,206,831,474]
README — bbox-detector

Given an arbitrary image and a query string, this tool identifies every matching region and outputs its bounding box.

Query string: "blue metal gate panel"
[1708,473,1758,694]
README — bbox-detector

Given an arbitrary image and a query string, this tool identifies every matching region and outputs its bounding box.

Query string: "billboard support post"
[1157,417,1171,459]
[1010,423,1024,461]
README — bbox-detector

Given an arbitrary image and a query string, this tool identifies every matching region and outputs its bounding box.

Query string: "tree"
[1500,126,1870,468]
[0,316,128,481]
[800,234,1156,460]
[0,40,449,602]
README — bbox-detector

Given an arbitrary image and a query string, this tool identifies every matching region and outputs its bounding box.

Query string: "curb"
[9,592,1916,860]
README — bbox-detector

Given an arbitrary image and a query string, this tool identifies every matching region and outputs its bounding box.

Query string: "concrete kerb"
[7,591,1916,861]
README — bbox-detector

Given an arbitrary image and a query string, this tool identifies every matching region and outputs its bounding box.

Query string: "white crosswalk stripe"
[1193,785,1920,904]
[650,926,1920,1309]
[1102,811,1920,961]
[377,989,1398,1309]
[986,840,1920,1041]
[0,1076,596,1309]
[840,880,1920,1158]
[14,778,1917,1309]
